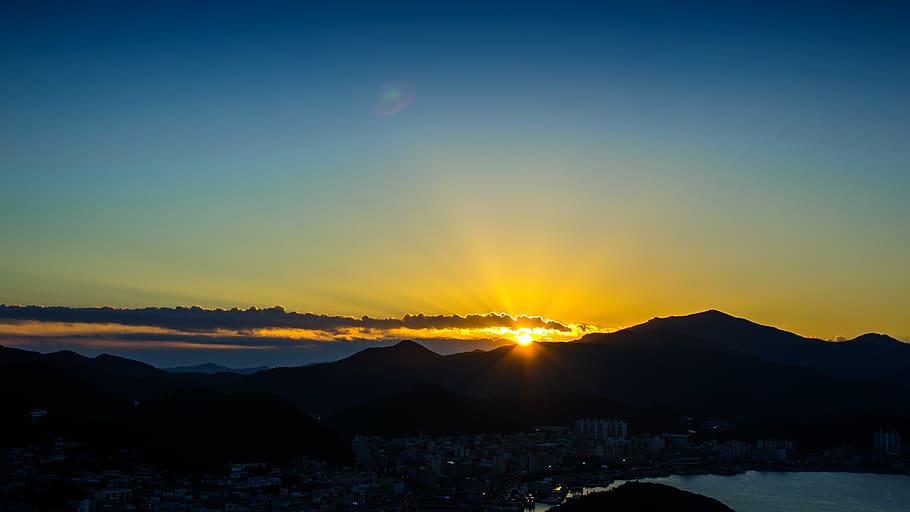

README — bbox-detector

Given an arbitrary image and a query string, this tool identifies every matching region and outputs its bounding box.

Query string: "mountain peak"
[91,353,167,378]
[650,309,743,323]
[48,349,84,358]
[390,340,430,351]
[694,309,737,318]
[388,340,443,357]
[344,340,441,364]
[849,333,904,345]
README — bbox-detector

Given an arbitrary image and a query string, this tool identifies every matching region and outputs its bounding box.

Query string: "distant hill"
[236,311,910,440]
[164,362,268,375]
[582,310,910,381]
[0,345,205,402]
[242,314,910,417]
[553,482,734,511]
[0,346,350,470]
[3,310,909,446]
[243,339,444,413]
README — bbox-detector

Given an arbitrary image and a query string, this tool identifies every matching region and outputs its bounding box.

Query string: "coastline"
[534,470,910,512]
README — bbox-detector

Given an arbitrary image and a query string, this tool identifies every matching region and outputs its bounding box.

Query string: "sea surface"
[536,472,910,511]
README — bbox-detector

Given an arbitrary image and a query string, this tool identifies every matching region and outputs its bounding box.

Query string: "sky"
[1,1,909,366]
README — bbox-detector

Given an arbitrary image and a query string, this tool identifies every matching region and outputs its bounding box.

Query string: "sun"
[515,332,534,345]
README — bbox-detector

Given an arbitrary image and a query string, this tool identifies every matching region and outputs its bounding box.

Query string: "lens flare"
[373,83,415,116]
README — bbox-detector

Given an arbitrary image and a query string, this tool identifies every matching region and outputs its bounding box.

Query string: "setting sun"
[515,332,534,345]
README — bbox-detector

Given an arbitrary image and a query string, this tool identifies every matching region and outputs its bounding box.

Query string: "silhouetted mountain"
[3,311,909,447]
[347,339,442,364]
[582,310,910,381]
[850,332,906,346]
[244,329,902,419]
[6,346,173,381]
[234,313,910,440]
[553,482,734,511]
[0,346,219,403]
[244,340,442,413]
[0,347,130,447]
[0,346,350,470]
[164,362,269,374]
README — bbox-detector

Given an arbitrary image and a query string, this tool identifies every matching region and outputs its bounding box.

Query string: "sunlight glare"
[515,332,534,345]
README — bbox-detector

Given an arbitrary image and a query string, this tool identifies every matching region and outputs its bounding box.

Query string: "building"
[874,430,902,455]
[601,439,632,464]
[574,419,628,440]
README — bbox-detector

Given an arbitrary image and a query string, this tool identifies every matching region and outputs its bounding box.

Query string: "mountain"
[553,482,735,512]
[582,310,910,381]
[0,346,218,402]
[235,313,910,439]
[3,311,909,447]
[243,319,908,414]
[164,362,269,375]
[0,347,130,447]
[243,339,443,413]
[0,346,350,469]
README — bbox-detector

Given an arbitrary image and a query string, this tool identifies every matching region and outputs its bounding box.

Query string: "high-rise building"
[574,418,628,440]
[874,430,902,455]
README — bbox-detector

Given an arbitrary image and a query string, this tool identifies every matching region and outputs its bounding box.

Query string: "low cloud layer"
[0,305,579,334]
[0,305,601,367]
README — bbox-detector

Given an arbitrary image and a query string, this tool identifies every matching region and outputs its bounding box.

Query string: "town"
[1,418,905,511]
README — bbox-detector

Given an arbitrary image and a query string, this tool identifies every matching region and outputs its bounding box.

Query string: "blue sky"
[2,1,909,365]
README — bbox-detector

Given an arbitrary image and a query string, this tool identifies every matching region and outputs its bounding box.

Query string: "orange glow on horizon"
[0,311,609,349]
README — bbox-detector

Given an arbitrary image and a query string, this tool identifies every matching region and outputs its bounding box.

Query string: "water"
[535,472,910,511]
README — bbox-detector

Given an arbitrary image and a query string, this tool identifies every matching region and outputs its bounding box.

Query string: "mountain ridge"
[164,362,269,375]
[581,310,909,381]
[3,311,909,441]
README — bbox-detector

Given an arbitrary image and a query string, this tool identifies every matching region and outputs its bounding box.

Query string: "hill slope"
[582,310,910,381]
[3,311,909,443]
[553,482,735,512]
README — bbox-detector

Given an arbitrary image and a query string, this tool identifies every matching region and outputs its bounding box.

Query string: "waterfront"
[536,472,910,511]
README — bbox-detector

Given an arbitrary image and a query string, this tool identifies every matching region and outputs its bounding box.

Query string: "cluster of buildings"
[349,419,908,509]
[0,443,397,512]
[348,419,812,508]
[1,420,906,511]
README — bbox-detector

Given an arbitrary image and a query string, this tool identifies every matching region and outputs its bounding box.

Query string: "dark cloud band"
[0,305,575,334]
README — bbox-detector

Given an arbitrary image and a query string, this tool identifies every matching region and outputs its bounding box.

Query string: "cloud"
[0,304,583,334]
[0,305,602,367]
[0,330,358,351]
[0,328,517,368]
